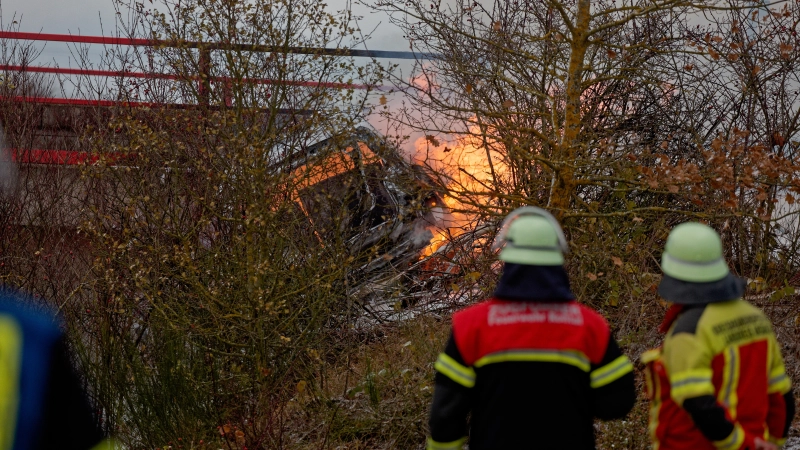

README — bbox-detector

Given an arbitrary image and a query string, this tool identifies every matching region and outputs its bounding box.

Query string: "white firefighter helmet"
[492,206,568,266]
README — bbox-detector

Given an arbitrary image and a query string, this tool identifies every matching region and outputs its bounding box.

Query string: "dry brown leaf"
[684,64,694,71]
[780,43,793,59]
[607,49,617,59]
[379,95,387,105]
[668,185,679,193]
[587,272,598,281]
[502,99,515,108]
[492,21,502,31]
[786,193,795,205]
[465,83,473,94]
[612,256,623,267]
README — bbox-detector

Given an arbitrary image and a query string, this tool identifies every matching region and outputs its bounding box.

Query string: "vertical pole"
[198,48,211,107]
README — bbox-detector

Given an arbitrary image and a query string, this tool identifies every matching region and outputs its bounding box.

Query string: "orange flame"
[410,122,507,260]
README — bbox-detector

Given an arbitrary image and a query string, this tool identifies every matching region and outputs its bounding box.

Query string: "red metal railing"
[0,96,304,114]
[0,65,375,90]
[0,30,410,165]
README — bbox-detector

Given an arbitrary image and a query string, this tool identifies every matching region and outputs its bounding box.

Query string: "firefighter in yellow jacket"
[643,222,794,450]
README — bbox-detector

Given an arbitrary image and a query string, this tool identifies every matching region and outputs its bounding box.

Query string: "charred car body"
[281,127,450,307]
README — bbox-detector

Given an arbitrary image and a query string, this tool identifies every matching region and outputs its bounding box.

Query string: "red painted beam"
[0,96,311,114]
[0,31,153,46]
[11,148,132,165]
[5,96,161,108]
[0,65,379,90]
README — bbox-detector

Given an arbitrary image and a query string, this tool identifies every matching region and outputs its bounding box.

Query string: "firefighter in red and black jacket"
[643,222,795,450]
[427,207,636,450]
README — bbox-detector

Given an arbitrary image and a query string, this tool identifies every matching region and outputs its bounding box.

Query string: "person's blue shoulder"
[0,288,64,450]
[0,288,62,338]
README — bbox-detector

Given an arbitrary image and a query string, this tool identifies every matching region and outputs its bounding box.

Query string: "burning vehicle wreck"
[284,127,485,320]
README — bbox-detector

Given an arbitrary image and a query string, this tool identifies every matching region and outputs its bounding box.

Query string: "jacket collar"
[493,262,575,302]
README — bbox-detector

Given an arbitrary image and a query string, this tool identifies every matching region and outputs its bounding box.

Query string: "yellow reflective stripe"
[474,349,590,372]
[643,352,662,449]
[713,424,745,450]
[669,368,714,403]
[648,374,663,450]
[426,436,466,450]
[640,348,661,364]
[768,372,791,394]
[771,437,787,447]
[719,346,740,421]
[770,364,786,379]
[0,315,22,450]
[89,438,120,450]
[434,353,476,388]
[768,366,791,394]
[590,355,634,388]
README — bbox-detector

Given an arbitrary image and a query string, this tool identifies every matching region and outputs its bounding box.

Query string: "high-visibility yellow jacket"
[643,299,793,450]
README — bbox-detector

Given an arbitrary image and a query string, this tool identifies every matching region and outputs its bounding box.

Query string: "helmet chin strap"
[491,206,569,254]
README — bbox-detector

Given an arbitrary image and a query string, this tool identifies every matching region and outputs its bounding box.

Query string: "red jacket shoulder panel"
[452,301,491,365]
[452,299,611,366]
[577,304,612,363]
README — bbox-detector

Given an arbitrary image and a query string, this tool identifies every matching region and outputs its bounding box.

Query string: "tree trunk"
[551,0,591,215]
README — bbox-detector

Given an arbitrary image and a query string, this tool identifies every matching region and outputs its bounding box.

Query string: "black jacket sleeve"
[682,395,735,441]
[34,337,106,450]
[429,332,472,444]
[590,337,636,420]
[784,390,795,439]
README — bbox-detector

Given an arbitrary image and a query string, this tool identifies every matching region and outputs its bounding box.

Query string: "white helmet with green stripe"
[493,206,568,266]
[661,222,729,283]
